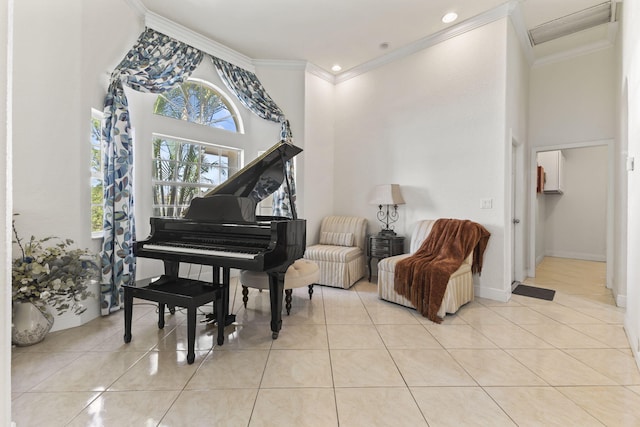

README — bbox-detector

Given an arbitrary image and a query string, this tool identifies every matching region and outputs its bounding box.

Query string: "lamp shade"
[369,184,405,206]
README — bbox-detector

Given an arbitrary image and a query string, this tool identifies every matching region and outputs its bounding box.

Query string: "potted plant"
[11,217,99,346]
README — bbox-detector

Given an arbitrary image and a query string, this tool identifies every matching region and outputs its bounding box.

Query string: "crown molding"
[144,12,255,72]
[252,59,307,71]
[125,0,146,18]
[304,63,336,83]
[508,0,535,66]
[252,60,336,84]
[335,1,515,84]
[125,0,255,71]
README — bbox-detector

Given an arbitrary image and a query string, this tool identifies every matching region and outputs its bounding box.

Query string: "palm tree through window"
[153,79,240,131]
[151,79,243,217]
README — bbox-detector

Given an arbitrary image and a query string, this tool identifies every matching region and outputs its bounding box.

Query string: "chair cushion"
[379,253,471,279]
[319,231,355,246]
[304,244,362,263]
[240,259,319,290]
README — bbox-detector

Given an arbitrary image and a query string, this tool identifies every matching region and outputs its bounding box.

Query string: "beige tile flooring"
[12,257,640,426]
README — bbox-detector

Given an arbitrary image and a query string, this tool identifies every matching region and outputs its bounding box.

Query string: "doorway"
[528,140,613,290]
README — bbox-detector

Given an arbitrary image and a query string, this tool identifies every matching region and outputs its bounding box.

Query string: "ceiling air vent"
[528,1,613,46]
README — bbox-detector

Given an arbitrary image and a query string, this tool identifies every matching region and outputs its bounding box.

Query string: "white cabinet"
[537,150,565,194]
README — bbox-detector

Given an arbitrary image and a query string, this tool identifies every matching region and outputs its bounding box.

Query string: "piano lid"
[201,140,302,203]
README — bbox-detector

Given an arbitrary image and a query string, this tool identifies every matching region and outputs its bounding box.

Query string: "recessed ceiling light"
[442,12,458,24]
[331,64,342,72]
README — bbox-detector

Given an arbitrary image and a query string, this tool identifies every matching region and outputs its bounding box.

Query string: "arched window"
[153,78,243,132]
[151,79,244,217]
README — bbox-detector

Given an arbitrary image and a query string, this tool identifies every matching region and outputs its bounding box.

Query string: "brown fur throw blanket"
[394,219,490,323]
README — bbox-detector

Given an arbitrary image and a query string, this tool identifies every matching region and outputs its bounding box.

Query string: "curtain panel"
[100,28,203,315]
[212,57,296,217]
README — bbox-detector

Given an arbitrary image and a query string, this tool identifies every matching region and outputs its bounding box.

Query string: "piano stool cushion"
[240,259,320,290]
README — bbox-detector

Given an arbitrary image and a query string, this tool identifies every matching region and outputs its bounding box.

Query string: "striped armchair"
[303,216,368,289]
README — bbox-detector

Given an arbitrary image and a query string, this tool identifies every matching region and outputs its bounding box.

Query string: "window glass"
[151,135,242,217]
[90,110,104,236]
[153,80,240,132]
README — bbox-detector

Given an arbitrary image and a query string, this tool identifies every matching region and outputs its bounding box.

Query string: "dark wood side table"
[367,234,405,281]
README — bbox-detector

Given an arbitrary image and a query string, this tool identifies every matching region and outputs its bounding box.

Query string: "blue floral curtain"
[100,28,203,315]
[212,58,297,218]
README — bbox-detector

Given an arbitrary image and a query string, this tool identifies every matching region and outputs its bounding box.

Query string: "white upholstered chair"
[377,219,474,318]
[240,259,320,315]
[303,215,368,289]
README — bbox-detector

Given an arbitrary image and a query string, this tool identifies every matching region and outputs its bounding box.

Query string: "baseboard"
[475,285,510,303]
[544,251,606,262]
[624,317,640,372]
[616,293,627,308]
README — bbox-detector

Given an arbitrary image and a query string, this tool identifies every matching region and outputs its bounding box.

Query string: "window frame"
[151,133,243,218]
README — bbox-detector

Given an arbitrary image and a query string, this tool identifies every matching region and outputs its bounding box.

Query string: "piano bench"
[123,276,224,365]
[240,259,320,315]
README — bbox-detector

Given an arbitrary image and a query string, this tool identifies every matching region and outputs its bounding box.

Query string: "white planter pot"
[11,301,55,346]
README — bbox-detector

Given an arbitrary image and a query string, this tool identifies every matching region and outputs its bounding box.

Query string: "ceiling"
[133,0,620,74]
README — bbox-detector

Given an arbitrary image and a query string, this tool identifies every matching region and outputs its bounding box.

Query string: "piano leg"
[187,304,196,364]
[158,303,165,329]
[268,272,286,339]
[164,260,179,315]
[285,289,293,315]
[214,284,226,345]
[212,266,232,346]
[123,286,133,343]
[242,285,249,308]
[205,267,236,329]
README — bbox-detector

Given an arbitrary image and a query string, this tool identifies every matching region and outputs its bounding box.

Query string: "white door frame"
[511,135,526,286]
[528,139,614,288]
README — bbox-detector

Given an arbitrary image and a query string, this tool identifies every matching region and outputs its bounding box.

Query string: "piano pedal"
[200,314,216,325]
[202,313,236,326]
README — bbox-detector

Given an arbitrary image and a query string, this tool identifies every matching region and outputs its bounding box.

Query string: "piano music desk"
[123,276,226,364]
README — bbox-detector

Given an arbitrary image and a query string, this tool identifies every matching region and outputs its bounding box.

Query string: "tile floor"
[11,257,640,426]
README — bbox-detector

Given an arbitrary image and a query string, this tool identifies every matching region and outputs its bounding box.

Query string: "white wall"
[303,71,335,242]
[252,63,307,216]
[529,48,617,146]
[506,19,530,283]
[613,11,628,312]
[540,146,607,261]
[12,0,141,329]
[334,19,510,300]
[622,0,640,367]
[2,0,12,423]
[13,0,83,243]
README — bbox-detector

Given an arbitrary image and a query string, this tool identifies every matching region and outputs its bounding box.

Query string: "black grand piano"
[127,141,305,363]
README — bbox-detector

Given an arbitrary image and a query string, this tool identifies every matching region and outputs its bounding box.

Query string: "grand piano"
[129,141,305,363]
